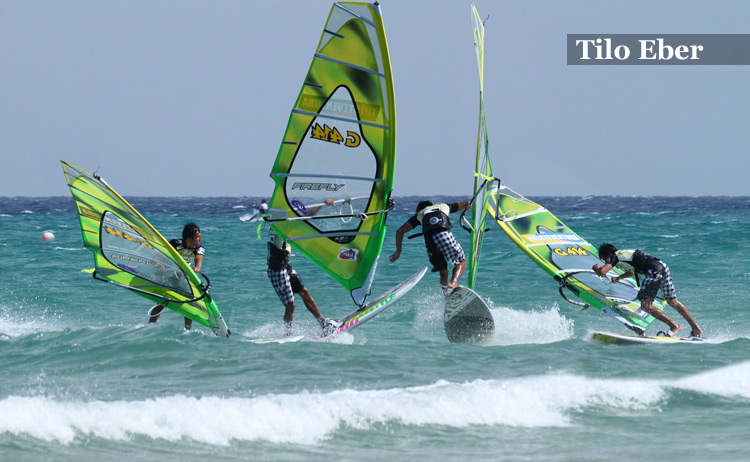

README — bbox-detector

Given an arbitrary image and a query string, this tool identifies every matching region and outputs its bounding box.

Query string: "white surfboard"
[249,334,305,344]
[312,267,428,343]
[591,331,706,345]
[239,212,262,222]
[444,286,495,344]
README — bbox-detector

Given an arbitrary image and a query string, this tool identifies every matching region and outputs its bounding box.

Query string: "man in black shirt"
[389,200,470,298]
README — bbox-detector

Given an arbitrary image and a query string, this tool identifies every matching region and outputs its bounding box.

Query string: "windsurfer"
[255,199,269,215]
[389,200,471,297]
[148,222,204,331]
[267,229,340,335]
[593,243,702,338]
[248,199,268,220]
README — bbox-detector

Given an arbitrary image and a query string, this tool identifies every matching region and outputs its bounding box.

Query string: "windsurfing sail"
[462,3,499,290]
[61,161,230,337]
[486,185,665,334]
[265,2,396,307]
[462,4,661,335]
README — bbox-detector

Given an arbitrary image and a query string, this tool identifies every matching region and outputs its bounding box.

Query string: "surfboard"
[313,267,428,343]
[591,331,706,345]
[239,212,261,222]
[444,286,495,344]
[249,334,305,344]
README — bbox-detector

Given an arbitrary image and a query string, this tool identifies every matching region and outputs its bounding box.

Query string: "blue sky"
[1,0,748,197]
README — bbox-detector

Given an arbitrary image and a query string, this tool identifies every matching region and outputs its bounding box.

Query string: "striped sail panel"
[487,185,662,332]
[268,2,395,306]
[61,161,229,336]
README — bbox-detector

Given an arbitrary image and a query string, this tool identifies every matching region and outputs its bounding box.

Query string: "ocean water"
[1,195,749,462]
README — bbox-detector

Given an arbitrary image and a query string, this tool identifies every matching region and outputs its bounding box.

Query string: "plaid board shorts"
[637,263,676,301]
[430,230,466,266]
[267,264,305,305]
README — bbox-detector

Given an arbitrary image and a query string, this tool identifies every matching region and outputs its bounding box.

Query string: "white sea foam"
[413,292,573,345]
[0,377,620,445]
[675,361,750,400]
[0,308,66,338]
[53,246,86,251]
[488,303,574,345]
[3,361,750,446]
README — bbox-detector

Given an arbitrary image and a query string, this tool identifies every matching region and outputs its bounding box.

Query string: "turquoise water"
[2,196,750,461]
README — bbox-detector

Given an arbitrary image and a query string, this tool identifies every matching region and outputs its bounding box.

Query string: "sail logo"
[553,246,589,256]
[103,212,160,243]
[103,226,155,249]
[299,95,381,122]
[291,182,345,192]
[310,123,361,147]
[524,233,583,243]
[291,199,309,216]
[338,247,359,261]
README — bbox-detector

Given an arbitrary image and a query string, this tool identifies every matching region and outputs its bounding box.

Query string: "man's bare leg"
[667,298,702,337]
[283,301,295,334]
[298,288,325,327]
[642,299,681,336]
[447,259,467,289]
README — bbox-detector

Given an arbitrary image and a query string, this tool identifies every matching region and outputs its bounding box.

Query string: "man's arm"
[592,262,612,277]
[450,201,471,213]
[611,270,634,283]
[193,254,204,273]
[389,221,415,262]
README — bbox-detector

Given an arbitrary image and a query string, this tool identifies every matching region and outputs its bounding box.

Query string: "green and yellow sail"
[467,4,661,334]
[465,3,497,290]
[266,2,396,307]
[487,186,663,334]
[62,161,230,337]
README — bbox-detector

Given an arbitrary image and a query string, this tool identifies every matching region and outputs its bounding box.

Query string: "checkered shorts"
[430,230,465,266]
[637,263,676,301]
[268,265,304,305]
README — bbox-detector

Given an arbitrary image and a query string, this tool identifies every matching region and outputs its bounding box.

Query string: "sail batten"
[286,232,378,241]
[323,29,345,39]
[314,53,386,77]
[268,2,396,307]
[271,172,386,183]
[334,2,377,26]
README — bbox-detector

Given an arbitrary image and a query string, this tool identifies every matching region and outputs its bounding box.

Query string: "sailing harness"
[406,203,455,240]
